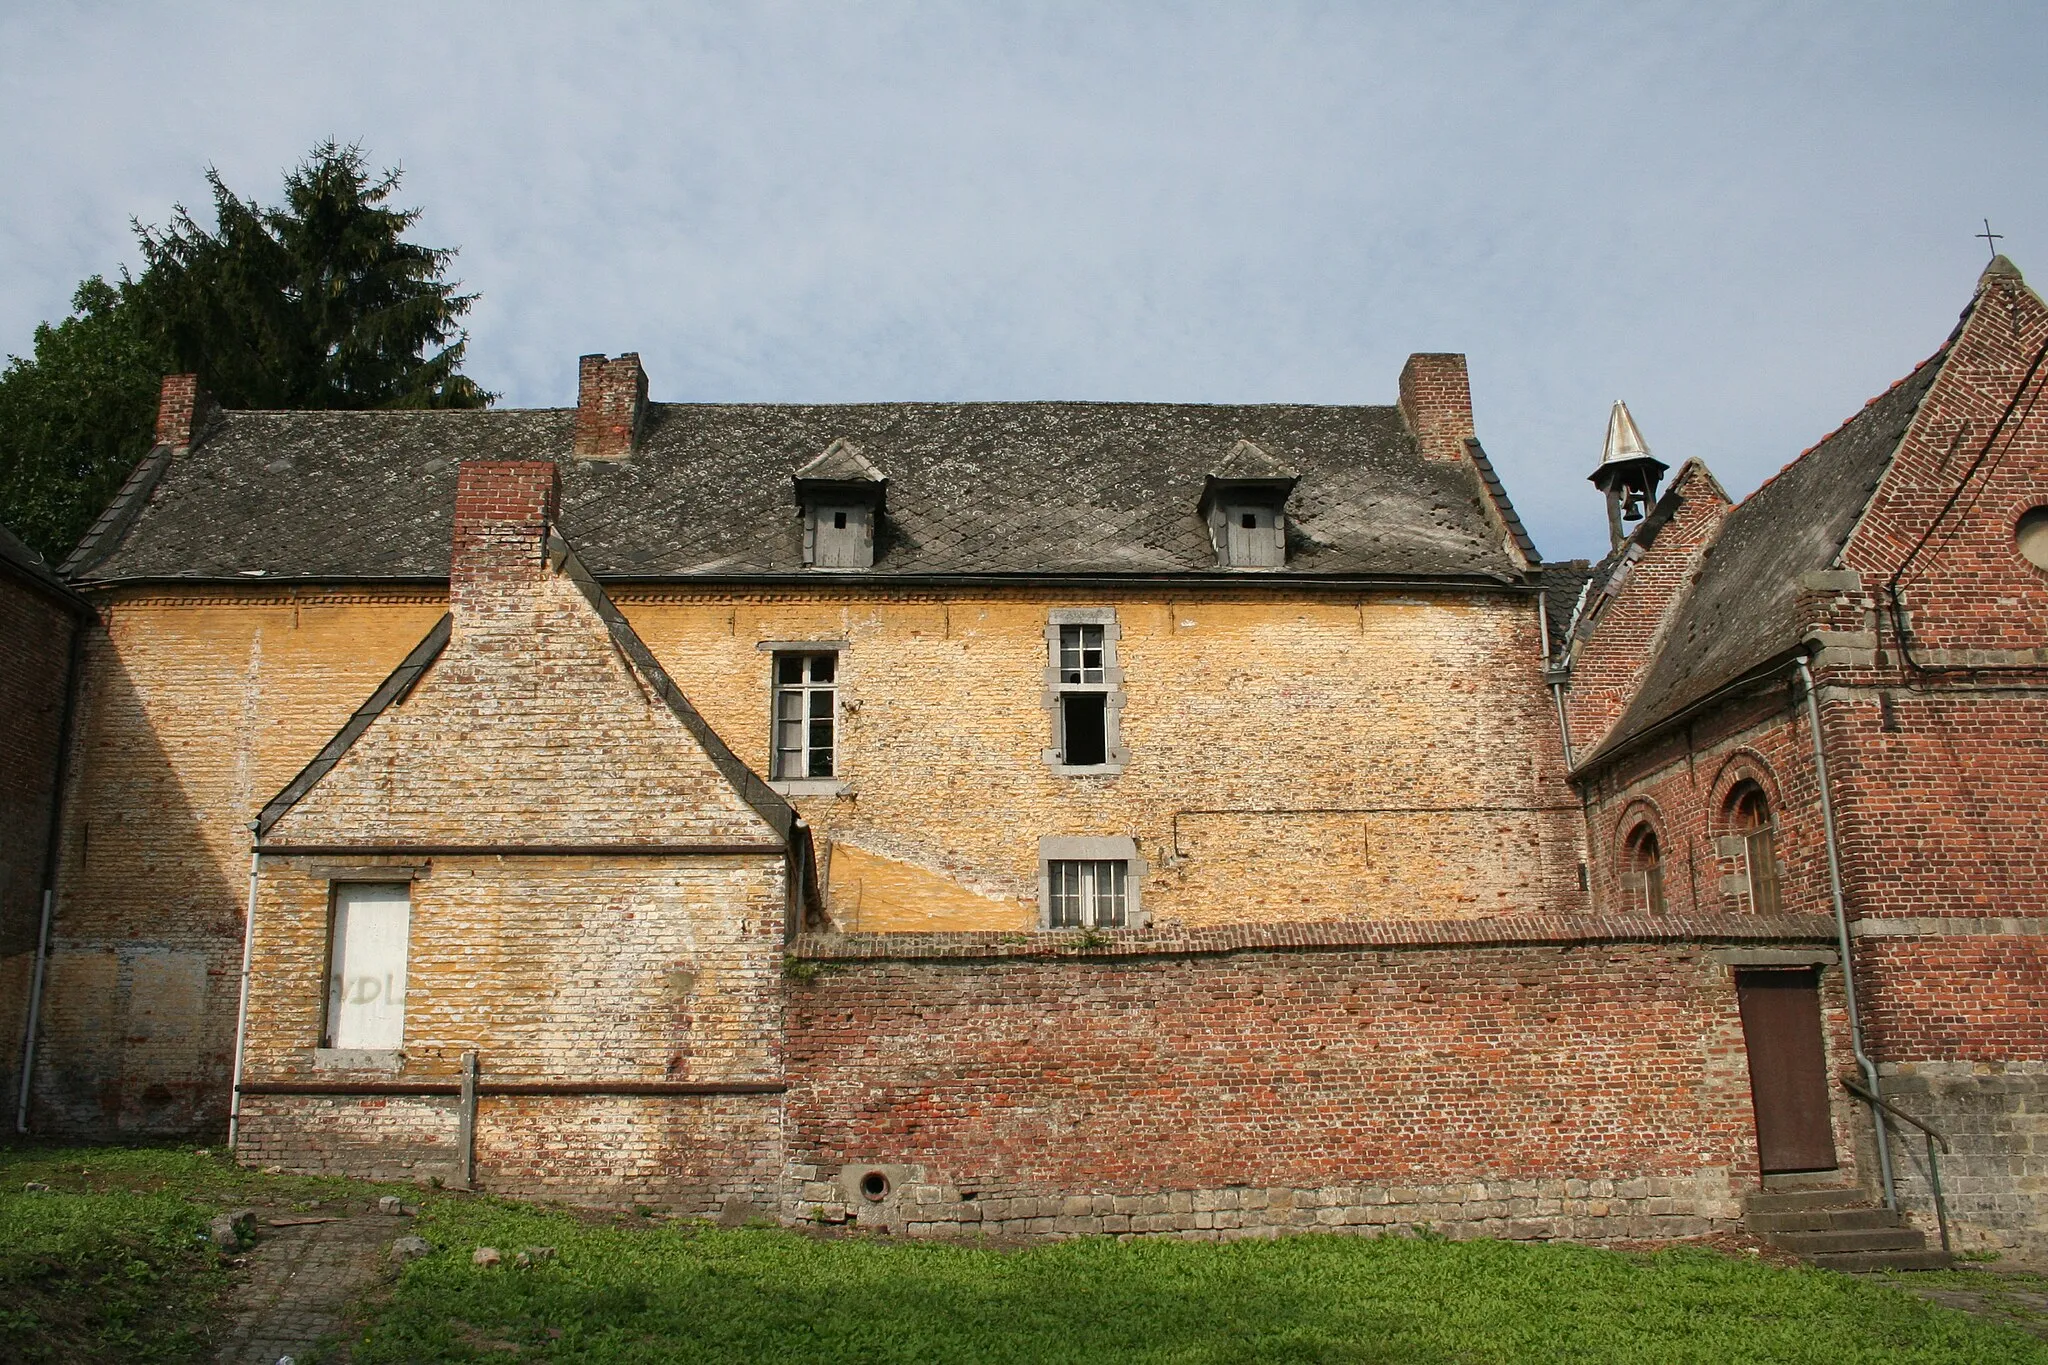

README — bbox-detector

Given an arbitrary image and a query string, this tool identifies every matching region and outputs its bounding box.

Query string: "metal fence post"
[457,1050,478,1191]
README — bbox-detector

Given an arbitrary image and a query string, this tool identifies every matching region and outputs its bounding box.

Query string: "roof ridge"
[1742,339,1954,508]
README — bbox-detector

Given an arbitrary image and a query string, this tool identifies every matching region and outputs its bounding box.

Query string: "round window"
[2018,507,2048,571]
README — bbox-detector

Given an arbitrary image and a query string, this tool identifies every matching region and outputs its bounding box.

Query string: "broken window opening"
[1060,692,1108,767]
[1047,859,1128,929]
[773,652,837,779]
[1624,822,1665,914]
[1059,624,1105,684]
[1727,781,1781,914]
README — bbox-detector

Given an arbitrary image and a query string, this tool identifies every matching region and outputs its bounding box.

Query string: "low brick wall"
[784,920,1860,1241]
[238,1092,785,1213]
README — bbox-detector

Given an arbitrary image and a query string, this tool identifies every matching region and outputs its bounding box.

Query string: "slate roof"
[67,402,1529,584]
[1,522,88,611]
[1587,342,1953,762]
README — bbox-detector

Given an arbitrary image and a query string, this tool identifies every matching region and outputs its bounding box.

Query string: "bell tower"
[1589,400,1667,550]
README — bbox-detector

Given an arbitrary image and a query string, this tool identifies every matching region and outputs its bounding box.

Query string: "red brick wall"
[1578,685,1832,921]
[1396,354,1475,464]
[1564,462,1731,759]
[0,575,79,1109]
[784,931,1862,1238]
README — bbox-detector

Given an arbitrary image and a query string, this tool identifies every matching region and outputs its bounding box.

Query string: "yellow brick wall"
[619,586,1583,928]
[243,857,785,1083]
[37,579,1580,1131]
[34,590,446,1132]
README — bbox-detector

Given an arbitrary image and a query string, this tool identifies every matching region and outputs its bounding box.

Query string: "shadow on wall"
[26,636,242,1137]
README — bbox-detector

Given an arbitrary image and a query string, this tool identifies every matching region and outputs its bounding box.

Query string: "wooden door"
[1735,969,1837,1173]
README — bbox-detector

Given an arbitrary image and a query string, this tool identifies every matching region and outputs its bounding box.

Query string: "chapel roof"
[66,401,1530,584]
[1587,340,1953,762]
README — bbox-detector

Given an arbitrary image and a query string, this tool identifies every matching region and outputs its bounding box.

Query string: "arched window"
[1623,823,1665,914]
[1725,781,1780,914]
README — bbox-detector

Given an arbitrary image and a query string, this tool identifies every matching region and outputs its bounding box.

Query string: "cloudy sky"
[3,3,2043,562]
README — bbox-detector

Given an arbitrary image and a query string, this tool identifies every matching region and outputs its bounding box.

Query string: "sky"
[3,3,2044,564]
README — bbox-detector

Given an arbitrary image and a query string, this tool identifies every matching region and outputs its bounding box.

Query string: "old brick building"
[1,524,89,1126]
[8,258,2042,1256]
[1560,255,2048,1256]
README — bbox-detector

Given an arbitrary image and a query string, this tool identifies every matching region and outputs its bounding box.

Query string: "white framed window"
[1048,860,1128,928]
[1038,835,1148,929]
[323,882,411,1051]
[773,651,838,780]
[1043,609,1127,774]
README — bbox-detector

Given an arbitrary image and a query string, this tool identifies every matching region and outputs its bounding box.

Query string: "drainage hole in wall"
[859,1171,890,1202]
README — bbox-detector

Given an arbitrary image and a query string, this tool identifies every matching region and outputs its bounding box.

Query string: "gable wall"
[1561,467,1731,760]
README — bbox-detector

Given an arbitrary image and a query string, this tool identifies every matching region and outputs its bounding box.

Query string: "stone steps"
[1741,1185,1950,1272]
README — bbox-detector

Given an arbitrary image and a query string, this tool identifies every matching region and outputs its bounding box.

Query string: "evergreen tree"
[0,278,166,563]
[0,142,490,561]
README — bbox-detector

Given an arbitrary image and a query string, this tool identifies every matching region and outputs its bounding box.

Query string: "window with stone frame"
[1043,609,1126,773]
[1038,836,1147,929]
[772,651,838,779]
[1047,859,1128,928]
[1622,821,1666,914]
[1725,781,1780,914]
[323,882,411,1051]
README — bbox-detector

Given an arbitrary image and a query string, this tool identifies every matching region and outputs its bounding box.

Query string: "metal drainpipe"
[227,835,261,1153]
[1796,655,1895,1207]
[16,615,85,1134]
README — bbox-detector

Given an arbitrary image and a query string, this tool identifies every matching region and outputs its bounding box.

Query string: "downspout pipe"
[1796,655,1895,1207]
[227,832,260,1152]
[16,613,85,1133]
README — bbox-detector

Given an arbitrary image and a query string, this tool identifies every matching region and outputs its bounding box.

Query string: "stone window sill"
[1043,761,1127,778]
[313,1048,404,1072]
[770,778,850,797]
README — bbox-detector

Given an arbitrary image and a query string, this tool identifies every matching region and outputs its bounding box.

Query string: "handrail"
[1842,1077,1950,1150]
[1841,1077,1952,1255]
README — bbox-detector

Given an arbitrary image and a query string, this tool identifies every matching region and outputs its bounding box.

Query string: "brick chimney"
[1397,354,1475,463]
[574,353,648,460]
[155,374,212,449]
[451,460,561,613]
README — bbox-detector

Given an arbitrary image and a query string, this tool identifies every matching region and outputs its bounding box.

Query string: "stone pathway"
[1881,1266,2048,1342]
[213,1212,398,1365]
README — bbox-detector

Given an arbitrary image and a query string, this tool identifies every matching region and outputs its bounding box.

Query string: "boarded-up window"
[1223,505,1285,567]
[324,883,411,1050]
[808,504,873,568]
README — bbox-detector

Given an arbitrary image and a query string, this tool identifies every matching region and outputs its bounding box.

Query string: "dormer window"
[1200,439,1298,570]
[792,438,887,571]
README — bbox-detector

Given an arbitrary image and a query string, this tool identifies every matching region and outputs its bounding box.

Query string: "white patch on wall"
[327,883,411,1050]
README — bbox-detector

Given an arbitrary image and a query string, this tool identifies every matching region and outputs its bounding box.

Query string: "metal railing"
[1842,1077,1952,1255]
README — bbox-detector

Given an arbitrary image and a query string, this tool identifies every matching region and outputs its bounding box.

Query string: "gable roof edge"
[61,443,175,578]
[1464,438,1540,568]
[546,529,802,847]
[254,613,453,837]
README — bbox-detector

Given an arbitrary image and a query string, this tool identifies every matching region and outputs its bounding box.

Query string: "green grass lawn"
[4,1144,2045,1364]
[0,1142,387,1362]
